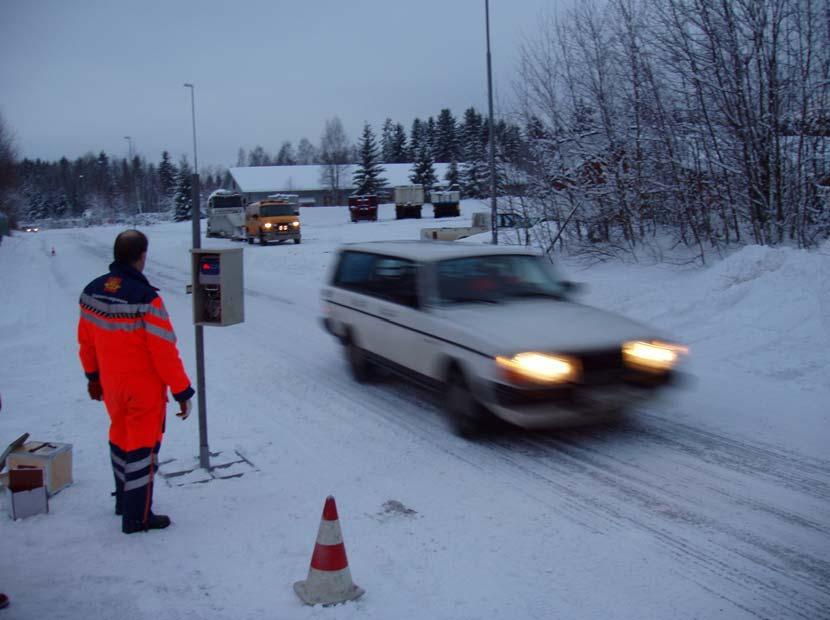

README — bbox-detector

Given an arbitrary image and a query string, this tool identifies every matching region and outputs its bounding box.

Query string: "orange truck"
[245,198,301,245]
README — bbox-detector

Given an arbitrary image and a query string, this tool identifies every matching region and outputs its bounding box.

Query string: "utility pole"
[184,82,209,471]
[485,0,498,245]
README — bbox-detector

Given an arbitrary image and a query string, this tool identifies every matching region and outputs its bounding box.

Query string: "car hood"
[436,299,663,354]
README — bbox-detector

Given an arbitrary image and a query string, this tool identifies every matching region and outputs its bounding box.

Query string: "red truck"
[348,194,379,222]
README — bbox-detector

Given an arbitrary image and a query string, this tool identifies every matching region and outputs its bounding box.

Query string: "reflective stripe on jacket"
[78,262,194,401]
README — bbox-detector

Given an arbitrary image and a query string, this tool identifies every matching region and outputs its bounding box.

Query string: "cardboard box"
[6,467,49,520]
[7,441,73,496]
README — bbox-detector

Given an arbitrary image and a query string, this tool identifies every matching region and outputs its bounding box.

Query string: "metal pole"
[185,82,209,471]
[486,0,498,245]
[184,84,198,173]
[124,136,132,160]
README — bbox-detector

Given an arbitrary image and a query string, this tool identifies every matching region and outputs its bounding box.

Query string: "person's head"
[113,229,148,272]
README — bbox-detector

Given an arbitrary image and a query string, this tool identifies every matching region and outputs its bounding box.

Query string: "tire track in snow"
[487,430,830,620]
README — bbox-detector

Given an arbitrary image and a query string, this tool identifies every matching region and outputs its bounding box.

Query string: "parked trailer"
[348,194,378,222]
[207,190,247,239]
[394,185,424,219]
[431,189,461,218]
[421,211,542,241]
[420,212,490,241]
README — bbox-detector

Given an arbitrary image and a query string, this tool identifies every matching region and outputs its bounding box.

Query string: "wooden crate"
[7,441,73,496]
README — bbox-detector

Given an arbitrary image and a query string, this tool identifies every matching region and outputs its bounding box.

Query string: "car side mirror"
[252,214,259,219]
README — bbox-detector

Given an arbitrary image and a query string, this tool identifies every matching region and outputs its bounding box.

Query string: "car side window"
[370,257,419,308]
[334,251,377,294]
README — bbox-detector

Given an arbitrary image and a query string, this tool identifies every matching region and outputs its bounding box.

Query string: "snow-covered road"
[1,204,828,619]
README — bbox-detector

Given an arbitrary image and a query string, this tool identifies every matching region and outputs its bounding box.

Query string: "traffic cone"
[293,496,365,606]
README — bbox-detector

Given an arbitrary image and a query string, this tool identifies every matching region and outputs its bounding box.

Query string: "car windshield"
[435,254,568,304]
[259,204,295,217]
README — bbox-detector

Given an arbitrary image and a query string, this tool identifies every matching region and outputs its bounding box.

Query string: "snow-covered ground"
[1,201,829,619]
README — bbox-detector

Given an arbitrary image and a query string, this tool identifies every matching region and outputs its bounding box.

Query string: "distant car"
[21,224,39,233]
[321,241,687,437]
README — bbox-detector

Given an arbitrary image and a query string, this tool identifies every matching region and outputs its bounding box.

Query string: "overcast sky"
[1,0,558,169]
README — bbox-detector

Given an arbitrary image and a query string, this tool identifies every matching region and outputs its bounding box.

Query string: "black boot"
[122,512,171,534]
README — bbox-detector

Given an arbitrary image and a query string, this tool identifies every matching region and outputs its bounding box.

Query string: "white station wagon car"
[321,241,687,436]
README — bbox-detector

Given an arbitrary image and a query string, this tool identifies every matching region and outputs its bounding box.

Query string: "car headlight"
[496,352,580,384]
[292,221,300,227]
[263,222,272,229]
[622,341,687,372]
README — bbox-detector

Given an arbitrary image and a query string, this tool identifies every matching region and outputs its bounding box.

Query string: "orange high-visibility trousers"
[102,374,167,451]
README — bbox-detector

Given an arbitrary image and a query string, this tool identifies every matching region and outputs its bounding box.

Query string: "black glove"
[176,399,192,420]
[87,380,103,401]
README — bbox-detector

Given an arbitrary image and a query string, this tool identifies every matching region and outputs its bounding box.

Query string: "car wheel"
[294,238,301,244]
[247,235,254,245]
[445,369,484,438]
[346,338,375,383]
[260,236,267,246]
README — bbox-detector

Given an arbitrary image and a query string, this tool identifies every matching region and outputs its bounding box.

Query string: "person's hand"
[87,380,103,401]
[176,399,192,420]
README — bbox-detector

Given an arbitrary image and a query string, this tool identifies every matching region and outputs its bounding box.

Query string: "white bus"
[206,190,247,239]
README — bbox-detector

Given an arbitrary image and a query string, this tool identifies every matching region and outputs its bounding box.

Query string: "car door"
[365,256,431,377]
[327,251,384,355]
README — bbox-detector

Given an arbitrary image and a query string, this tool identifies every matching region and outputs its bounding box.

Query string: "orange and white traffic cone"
[293,496,365,606]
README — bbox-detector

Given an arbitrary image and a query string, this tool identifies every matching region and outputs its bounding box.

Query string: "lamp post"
[123,135,133,160]
[485,0,498,245]
[184,82,209,470]
[183,84,198,174]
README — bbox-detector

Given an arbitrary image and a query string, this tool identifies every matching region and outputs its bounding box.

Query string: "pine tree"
[173,156,192,221]
[391,123,408,163]
[445,159,460,189]
[353,123,387,195]
[248,146,270,166]
[381,117,396,163]
[461,107,489,198]
[275,141,295,165]
[158,151,177,197]
[410,145,437,189]
[409,118,425,162]
[435,109,458,162]
[426,117,437,160]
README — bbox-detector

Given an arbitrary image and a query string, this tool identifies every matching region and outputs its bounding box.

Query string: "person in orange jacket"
[78,230,194,534]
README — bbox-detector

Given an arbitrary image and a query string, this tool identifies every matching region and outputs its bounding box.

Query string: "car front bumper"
[481,374,678,429]
[261,230,300,241]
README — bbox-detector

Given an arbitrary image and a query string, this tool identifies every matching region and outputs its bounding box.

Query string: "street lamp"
[183,83,198,173]
[183,81,209,470]
[123,135,133,160]
[485,0,498,245]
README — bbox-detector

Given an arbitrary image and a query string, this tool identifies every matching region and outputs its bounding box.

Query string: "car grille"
[576,348,625,385]
[493,383,573,407]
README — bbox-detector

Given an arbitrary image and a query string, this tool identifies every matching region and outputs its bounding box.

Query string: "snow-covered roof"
[230,163,450,193]
[341,240,540,262]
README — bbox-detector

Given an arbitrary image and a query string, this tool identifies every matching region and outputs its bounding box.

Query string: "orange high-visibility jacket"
[78,262,194,404]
